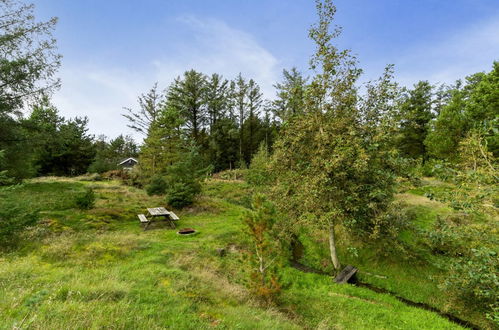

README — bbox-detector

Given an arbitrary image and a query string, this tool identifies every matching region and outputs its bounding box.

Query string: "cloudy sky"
[31,0,499,141]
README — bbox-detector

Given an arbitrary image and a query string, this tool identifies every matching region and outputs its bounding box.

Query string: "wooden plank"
[334,265,358,284]
[137,214,149,223]
[147,207,168,216]
[168,211,180,221]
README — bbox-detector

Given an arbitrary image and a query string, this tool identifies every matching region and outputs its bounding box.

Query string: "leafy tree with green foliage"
[26,97,62,173]
[0,0,61,115]
[0,0,61,181]
[458,128,497,182]
[52,117,96,175]
[397,81,434,161]
[444,248,498,325]
[22,98,95,176]
[270,0,397,272]
[426,62,499,161]
[0,114,37,180]
[425,83,468,162]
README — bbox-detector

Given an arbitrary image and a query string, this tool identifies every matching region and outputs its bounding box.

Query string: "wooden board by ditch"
[334,265,358,284]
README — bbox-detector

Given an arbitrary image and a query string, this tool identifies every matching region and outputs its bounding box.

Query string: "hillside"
[1,176,488,329]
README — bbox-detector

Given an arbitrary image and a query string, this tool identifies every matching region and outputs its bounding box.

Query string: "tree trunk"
[328,223,340,271]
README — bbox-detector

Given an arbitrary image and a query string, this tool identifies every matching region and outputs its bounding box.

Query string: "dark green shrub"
[146,176,168,195]
[165,144,211,209]
[166,182,198,208]
[75,188,95,210]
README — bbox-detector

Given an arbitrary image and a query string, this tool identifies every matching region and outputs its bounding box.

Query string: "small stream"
[290,261,480,330]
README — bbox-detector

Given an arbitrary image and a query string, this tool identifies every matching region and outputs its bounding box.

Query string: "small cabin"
[118,157,138,170]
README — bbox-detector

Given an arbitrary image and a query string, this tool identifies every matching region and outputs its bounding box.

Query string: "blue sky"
[31,0,499,140]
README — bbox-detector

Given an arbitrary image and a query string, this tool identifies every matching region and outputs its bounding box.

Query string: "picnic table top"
[147,207,169,216]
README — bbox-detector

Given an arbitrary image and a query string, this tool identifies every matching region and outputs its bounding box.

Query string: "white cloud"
[154,16,280,97]
[52,16,280,142]
[395,16,499,87]
[52,66,151,142]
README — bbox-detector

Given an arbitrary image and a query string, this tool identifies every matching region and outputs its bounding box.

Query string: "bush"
[444,247,499,324]
[422,218,467,256]
[145,175,168,196]
[75,188,96,210]
[421,159,457,181]
[123,168,144,188]
[166,182,198,208]
[165,145,211,209]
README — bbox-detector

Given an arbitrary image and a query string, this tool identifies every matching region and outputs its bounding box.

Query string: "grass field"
[0,176,493,329]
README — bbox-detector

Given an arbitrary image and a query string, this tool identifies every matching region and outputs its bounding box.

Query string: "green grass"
[0,177,476,329]
[278,179,497,329]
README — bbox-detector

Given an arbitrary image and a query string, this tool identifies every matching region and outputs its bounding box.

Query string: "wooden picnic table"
[146,207,177,229]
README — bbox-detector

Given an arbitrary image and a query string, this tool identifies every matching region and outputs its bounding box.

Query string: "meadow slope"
[0,177,482,329]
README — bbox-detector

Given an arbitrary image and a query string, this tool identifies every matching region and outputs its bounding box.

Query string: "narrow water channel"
[290,261,479,330]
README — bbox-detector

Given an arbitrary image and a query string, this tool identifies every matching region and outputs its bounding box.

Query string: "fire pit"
[177,228,196,235]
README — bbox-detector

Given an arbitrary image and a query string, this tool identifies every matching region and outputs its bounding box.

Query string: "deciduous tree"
[271,0,397,272]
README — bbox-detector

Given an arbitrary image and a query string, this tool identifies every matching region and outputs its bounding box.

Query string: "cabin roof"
[118,157,138,165]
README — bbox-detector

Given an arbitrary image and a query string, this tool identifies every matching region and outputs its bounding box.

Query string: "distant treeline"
[0,0,497,183]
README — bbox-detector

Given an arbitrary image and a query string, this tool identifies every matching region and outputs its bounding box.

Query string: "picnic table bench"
[137,207,180,230]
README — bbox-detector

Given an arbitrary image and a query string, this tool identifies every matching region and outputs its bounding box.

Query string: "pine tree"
[232,73,248,166]
[245,79,263,162]
[123,83,165,135]
[205,73,231,133]
[397,81,434,161]
[272,68,308,122]
[139,106,184,177]
[166,70,208,143]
